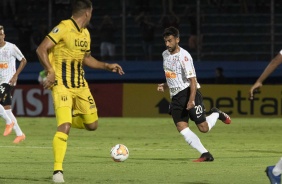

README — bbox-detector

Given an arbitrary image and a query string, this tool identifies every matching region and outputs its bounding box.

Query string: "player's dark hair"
[72,0,92,15]
[163,26,179,38]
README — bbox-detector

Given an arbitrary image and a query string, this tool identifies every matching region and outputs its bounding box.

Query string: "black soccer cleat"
[193,152,214,162]
[265,166,281,184]
[210,107,231,124]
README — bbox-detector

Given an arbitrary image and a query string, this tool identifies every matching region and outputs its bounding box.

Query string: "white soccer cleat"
[52,171,65,183]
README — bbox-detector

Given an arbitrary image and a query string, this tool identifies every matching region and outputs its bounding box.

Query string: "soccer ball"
[110,144,129,162]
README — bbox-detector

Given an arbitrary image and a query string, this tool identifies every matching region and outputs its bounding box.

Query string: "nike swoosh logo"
[197,115,201,118]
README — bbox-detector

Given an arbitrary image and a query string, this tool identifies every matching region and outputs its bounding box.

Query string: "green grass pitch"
[0,117,281,184]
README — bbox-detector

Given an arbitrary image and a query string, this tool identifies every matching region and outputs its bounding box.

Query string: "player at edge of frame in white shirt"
[0,25,26,144]
[249,50,282,184]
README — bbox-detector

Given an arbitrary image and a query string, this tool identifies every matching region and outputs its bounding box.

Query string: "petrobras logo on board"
[201,85,282,117]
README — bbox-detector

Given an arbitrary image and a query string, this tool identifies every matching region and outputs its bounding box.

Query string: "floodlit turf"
[0,117,281,184]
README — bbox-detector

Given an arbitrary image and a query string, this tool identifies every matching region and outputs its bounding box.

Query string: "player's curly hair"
[163,26,179,38]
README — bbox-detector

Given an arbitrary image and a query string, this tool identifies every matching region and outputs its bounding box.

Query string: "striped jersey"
[0,41,25,84]
[47,18,91,88]
[162,47,200,98]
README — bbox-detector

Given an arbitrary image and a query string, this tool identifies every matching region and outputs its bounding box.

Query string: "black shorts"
[169,87,206,124]
[0,83,13,106]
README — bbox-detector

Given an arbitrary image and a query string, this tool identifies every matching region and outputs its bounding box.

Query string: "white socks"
[180,127,208,154]
[5,109,23,136]
[273,157,282,176]
[206,112,219,131]
[0,105,12,125]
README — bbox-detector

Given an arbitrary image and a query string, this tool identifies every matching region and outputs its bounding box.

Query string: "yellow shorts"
[52,85,98,125]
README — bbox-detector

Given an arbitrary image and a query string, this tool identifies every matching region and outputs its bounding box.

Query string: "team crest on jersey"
[184,56,188,61]
[52,27,59,33]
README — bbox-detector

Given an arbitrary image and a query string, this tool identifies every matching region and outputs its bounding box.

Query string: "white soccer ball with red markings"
[110,144,129,162]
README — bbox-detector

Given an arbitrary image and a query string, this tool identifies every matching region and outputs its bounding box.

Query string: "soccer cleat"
[13,133,26,144]
[3,122,14,136]
[193,152,214,162]
[265,166,281,184]
[210,107,231,124]
[53,171,65,183]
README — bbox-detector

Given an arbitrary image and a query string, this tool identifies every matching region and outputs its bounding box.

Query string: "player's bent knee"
[85,121,98,131]
[82,113,98,131]
[199,128,209,133]
[197,123,209,133]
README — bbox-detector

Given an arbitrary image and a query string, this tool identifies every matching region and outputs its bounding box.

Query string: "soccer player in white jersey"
[249,50,282,184]
[157,26,231,162]
[0,25,26,143]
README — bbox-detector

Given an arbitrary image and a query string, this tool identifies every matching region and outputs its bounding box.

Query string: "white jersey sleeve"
[13,44,25,61]
[179,49,197,79]
[280,50,282,55]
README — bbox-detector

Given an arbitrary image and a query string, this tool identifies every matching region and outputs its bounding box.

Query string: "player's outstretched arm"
[83,54,124,75]
[249,81,262,100]
[249,53,282,100]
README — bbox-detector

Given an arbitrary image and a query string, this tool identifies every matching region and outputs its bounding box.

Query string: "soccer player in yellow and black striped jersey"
[36,0,124,183]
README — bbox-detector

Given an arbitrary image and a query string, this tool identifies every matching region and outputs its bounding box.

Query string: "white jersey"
[162,47,200,98]
[0,41,24,84]
[280,50,282,55]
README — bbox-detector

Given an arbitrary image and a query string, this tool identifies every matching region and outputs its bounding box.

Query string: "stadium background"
[1,0,282,117]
